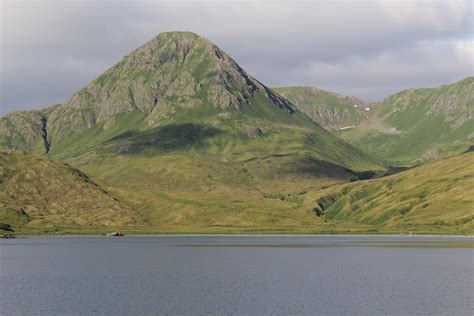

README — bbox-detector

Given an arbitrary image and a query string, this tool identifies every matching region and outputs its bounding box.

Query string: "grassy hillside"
[341,77,474,163]
[0,151,141,230]
[0,32,390,234]
[4,150,471,235]
[302,152,474,234]
[279,78,473,164]
[1,32,469,235]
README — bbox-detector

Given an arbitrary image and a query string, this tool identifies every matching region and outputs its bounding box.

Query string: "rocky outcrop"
[273,86,369,129]
[0,105,60,153]
[419,149,439,161]
[384,77,473,128]
[245,127,263,138]
[0,110,44,150]
[6,32,296,145]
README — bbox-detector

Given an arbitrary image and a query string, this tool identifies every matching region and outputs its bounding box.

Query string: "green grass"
[340,77,474,163]
[1,33,470,235]
[278,78,474,164]
[302,152,474,234]
[0,151,143,228]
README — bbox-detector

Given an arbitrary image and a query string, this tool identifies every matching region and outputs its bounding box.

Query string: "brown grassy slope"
[0,151,142,228]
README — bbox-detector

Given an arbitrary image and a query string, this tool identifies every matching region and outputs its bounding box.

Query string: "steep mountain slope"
[0,105,60,154]
[39,31,298,145]
[0,32,389,232]
[302,151,474,234]
[344,77,473,163]
[0,151,140,230]
[47,32,385,192]
[273,86,372,130]
[280,78,473,164]
[1,32,382,169]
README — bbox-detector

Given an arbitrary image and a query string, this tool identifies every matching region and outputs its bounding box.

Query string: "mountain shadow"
[278,156,359,181]
[104,123,222,155]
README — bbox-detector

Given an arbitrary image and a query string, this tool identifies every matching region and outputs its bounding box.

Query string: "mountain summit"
[45,32,295,142]
[1,32,386,231]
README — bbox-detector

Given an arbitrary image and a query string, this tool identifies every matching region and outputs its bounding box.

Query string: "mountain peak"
[41,31,295,141]
[135,31,207,59]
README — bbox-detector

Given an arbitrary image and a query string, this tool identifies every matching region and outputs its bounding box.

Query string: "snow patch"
[339,125,356,130]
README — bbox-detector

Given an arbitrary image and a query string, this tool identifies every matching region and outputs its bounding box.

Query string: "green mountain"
[0,105,60,154]
[1,32,471,235]
[273,86,372,131]
[302,151,474,234]
[0,32,389,233]
[278,78,473,163]
[0,151,140,232]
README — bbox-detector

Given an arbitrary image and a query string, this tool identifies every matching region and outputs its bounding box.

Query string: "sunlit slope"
[273,86,371,130]
[0,32,389,233]
[0,151,141,229]
[279,78,473,164]
[37,32,385,207]
[341,77,474,163]
[302,152,474,234]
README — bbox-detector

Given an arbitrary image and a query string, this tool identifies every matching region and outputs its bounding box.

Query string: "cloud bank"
[1,0,472,114]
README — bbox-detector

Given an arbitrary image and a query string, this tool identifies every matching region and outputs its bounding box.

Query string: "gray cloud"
[1,0,473,115]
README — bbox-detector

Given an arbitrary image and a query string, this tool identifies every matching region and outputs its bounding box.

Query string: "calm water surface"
[1,235,473,315]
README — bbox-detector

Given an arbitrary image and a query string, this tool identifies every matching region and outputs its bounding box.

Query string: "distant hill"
[273,86,372,130]
[302,151,474,234]
[279,77,474,163]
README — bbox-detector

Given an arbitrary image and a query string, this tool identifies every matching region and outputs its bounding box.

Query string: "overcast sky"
[1,0,473,115]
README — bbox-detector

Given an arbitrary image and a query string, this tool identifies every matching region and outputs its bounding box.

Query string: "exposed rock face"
[43,32,295,142]
[306,108,353,126]
[1,32,297,151]
[278,77,473,162]
[0,104,60,153]
[245,127,263,138]
[426,81,474,126]
[0,110,44,150]
[382,77,473,128]
[419,149,439,161]
[274,86,369,129]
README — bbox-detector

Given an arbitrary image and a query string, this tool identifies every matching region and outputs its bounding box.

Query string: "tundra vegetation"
[0,32,472,235]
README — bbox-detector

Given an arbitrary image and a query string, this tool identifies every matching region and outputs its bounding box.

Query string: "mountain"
[279,78,473,164]
[0,32,388,233]
[344,77,473,163]
[302,151,474,234]
[0,151,140,232]
[273,86,372,130]
[0,105,59,154]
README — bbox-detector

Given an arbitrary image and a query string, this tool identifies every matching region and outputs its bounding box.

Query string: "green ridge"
[279,78,473,164]
[303,152,474,234]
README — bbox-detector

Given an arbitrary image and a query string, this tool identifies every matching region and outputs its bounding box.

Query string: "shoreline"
[4,233,474,238]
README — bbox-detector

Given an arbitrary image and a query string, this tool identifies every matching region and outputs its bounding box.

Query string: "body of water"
[1,235,473,315]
